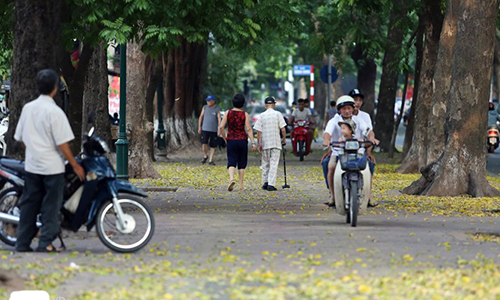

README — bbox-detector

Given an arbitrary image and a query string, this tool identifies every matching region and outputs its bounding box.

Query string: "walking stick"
[282,145,290,189]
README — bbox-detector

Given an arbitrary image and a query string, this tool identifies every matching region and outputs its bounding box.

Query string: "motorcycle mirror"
[88,127,95,137]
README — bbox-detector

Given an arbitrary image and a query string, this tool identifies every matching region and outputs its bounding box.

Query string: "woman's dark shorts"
[227,139,248,169]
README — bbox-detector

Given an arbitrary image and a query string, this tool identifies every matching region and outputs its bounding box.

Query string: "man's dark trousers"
[15,172,65,251]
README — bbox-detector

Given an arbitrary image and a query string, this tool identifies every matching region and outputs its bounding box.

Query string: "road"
[0,150,498,299]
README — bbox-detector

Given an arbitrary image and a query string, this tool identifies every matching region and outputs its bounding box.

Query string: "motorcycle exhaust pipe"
[0,212,20,225]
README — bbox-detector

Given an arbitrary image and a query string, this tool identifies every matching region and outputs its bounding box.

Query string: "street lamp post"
[116,44,129,180]
[156,81,166,149]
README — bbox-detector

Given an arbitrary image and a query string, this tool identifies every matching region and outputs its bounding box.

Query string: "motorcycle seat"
[0,158,25,174]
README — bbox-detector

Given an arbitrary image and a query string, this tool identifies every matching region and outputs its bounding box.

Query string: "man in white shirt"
[14,69,85,252]
[290,98,315,146]
[254,97,287,191]
[322,95,377,206]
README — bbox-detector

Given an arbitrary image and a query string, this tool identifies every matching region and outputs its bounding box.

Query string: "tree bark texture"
[374,0,409,152]
[126,42,160,179]
[398,0,444,172]
[402,13,425,159]
[403,0,500,197]
[82,43,111,147]
[425,0,460,164]
[163,38,208,150]
[351,45,377,121]
[144,55,163,161]
[8,0,62,157]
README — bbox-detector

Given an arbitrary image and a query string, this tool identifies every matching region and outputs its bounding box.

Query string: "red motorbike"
[487,125,499,153]
[291,120,311,161]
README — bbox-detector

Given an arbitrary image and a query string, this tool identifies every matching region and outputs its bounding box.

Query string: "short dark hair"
[232,93,245,108]
[330,101,336,107]
[36,69,59,95]
[297,98,305,103]
[304,98,310,103]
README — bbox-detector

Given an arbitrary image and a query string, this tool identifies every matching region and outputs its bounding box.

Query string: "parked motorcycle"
[291,120,311,161]
[0,117,8,156]
[487,125,499,153]
[0,127,155,252]
[331,140,373,227]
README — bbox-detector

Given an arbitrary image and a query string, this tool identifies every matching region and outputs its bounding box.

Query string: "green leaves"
[100,18,133,44]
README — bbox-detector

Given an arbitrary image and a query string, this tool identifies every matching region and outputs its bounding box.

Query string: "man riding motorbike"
[289,98,315,146]
[322,95,377,207]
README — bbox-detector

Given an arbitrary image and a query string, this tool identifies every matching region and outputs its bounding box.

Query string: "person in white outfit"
[254,97,287,191]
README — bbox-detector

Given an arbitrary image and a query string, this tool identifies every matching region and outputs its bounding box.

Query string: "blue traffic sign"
[293,65,312,76]
[320,66,339,84]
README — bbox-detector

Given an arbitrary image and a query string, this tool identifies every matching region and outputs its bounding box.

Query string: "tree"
[126,41,160,178]
[82,43,111,146]
[8,0,62,157]
[424,0,459,163]
[403,0,499,197]
[398,0,444,173]
[374,0,411,152]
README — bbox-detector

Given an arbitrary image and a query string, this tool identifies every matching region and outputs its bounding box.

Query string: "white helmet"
[336,95,355,109]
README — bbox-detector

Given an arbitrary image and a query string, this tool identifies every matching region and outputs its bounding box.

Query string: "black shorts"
[201,131,218,148]
[227,139,248,169]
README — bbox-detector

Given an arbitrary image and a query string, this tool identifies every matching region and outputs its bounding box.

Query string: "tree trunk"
[402,13,425,158]
[60,44,92,154]
[403,0,499,197]
[82,43,111,147]
[144,55,163,161]
[126,42,160,179]
[494,35,500,100]
[374,0,409,152]
[8,0,62,157]
[398,0,444,172]
[388,71,409,158]
[163,37,208,150]
[425,0,459,164]
[351,45,377,121]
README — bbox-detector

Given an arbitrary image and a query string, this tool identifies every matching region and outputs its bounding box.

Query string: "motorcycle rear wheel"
[0,188,21,246]
[298,140,305,161]
[487,144,496,153]
[96,194,155,253]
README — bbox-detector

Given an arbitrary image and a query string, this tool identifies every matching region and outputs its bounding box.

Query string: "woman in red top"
[220,94,256,191]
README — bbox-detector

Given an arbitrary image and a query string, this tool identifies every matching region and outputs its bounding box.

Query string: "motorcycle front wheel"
[350,181,359,227]
[298,140,305,161]
[96,194,155,253]
[0,188,21,246]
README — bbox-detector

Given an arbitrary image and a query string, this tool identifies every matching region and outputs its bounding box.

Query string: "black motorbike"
[0,127,155,253]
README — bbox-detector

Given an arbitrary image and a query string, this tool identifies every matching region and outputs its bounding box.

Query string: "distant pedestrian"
[219,94,256,191]
[198,95,221,165]
[254,97,287,191]
[327,100,337,120]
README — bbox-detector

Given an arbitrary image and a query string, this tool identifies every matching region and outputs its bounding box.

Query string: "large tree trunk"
[425,0,459,163]
[398,0,444,172]
[82,43,111,146]
[403,0,499,197]
[163,37,208,150]
[126,42,160,179]
[402,13,425,158]
[351,45,377,121]
[8,0,62,157]
[374,0,409,152]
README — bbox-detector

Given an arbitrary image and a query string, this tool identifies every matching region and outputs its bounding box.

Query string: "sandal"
[228,181,236,191]
[36,244,62,253]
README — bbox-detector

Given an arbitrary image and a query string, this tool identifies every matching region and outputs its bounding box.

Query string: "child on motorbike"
[338,119,356,141]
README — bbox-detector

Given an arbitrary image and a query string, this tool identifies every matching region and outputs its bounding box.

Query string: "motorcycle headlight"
[297,121,305,127]
[345,141,360,150]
